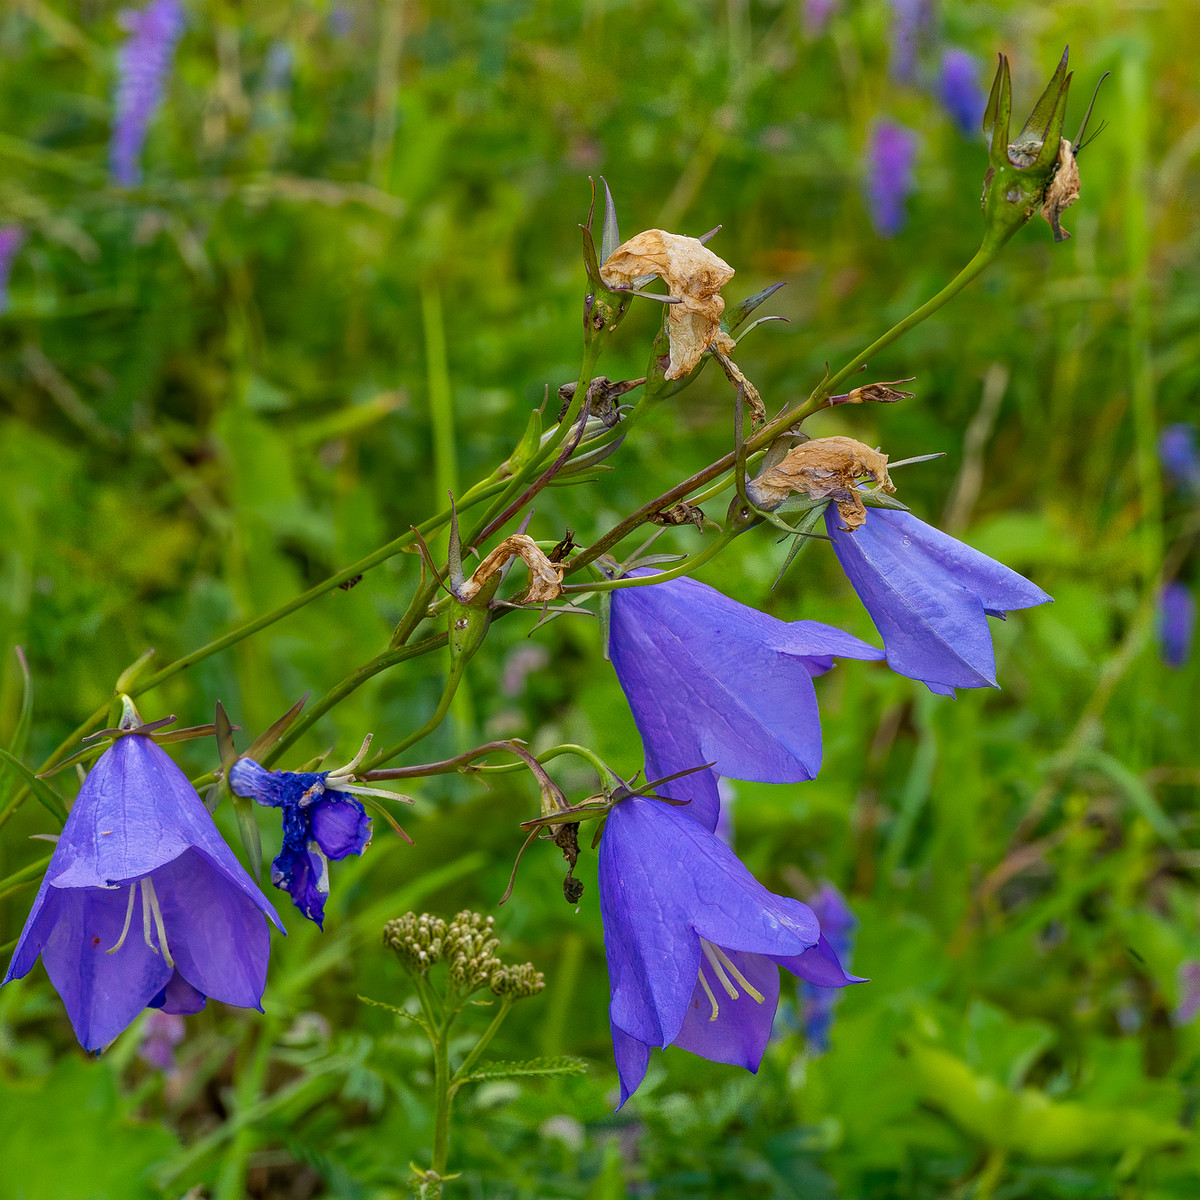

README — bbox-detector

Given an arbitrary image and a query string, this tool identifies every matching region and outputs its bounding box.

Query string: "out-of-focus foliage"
[1,0,1198,1197]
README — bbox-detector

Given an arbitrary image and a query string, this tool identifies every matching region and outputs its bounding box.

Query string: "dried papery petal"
[747,436,894,530]
[459,534,564,605]
[600,229,735,380]
[1041,138,1080,241]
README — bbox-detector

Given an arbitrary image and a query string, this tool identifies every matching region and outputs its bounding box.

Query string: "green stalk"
[430,1019,453,1179]
[570,240,1007,573]
[449,997,513,1095]
[366,655,466,768]
[260,632,449,768]
[561,525,741,594]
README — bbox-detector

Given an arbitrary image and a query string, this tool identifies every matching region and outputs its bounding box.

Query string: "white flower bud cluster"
[445,910,502,994]
[383,912,447,975]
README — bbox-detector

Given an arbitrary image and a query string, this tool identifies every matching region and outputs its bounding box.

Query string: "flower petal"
[152,849,273,1010]
[600,797,817,1047]
[775,934,866,988]
[39,884,173,1052]
[311,794,371,860]
[611,1025,653,1110]
[827,506,1050,694]
[271,842,330,929]
[611,573,879,788]
[152,970,208,1015]
[673,948,780,1071]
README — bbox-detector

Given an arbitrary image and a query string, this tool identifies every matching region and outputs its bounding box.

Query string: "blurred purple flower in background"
[799,884,857,1053]
[1159,423,1200,494]
[887,0,932,80]
[1175,961,1200,1025]
[229,755,374,929]
[802,0,838,36]
[865,121,918,237]
[608,571,883,830]
[1158,582,1196,669]
[139,1010,186,1072]
[3,732,283,1052]
[0,225,25,315]
[599,795,861,1106]
[110,0,185,186]
[826,504,1052,695]
[938,47,987,136]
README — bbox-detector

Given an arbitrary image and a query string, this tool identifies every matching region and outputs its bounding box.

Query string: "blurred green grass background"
[1,0,1199,1197]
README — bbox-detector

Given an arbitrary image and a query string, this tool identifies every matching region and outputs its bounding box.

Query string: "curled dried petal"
[600,229,735,380]
[458,534,564,605]
[1041,138,1080,242]
[747,436,894,531]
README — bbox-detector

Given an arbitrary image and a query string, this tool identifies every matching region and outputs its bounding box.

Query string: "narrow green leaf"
[459,1056,587,1084]
[0,747,68,823]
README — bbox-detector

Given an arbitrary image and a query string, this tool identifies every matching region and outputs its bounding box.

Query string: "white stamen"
[326,734,374,787]
[106,884,138,955]
[341,782,416,804]
[697,966,720,1022]
[140,878,158,956]
[701,940,739,999]
[142,877,175,968]
[703,940,765,1004]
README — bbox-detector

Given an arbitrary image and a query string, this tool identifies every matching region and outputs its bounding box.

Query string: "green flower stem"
[0,853,52,902]
[1,477,509,829]
[260,631,450,769]
[366,650,468,769]
[788,240,1006,423]
[449,997,514,1097]
[569,240,1008,574]
[561,525,742,594]
[389,568,446,650]
[431,1015,453,1180]
[464,335,603,549]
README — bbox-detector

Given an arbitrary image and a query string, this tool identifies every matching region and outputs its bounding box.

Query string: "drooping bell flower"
[228,738,399,928]
[1158,581,1196,669]
[798,883,858,1054]
[608,571,883,830]
[3,726,284,1053]
[599,794,861,1106]
[825,504,1050,696]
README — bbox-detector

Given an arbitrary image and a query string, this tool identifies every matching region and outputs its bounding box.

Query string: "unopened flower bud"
[383,911,447,975]
[489,961,546,999]
[445,910,503,993]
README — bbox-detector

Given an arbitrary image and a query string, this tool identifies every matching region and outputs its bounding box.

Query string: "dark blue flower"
[865,120,918,237]
[3,732,283,1052]
[798,884,857,1053]
[110,0,185,187]
[228,745,379,928]
[1159,424,1200,494]
[825,504,1051,695]
[608,571,883,830]
[1158,582,1196,669]
[600,795,861,1106]
[938,48,987,137]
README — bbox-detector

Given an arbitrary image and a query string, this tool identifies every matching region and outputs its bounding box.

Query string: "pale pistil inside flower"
[107,877,174,968]
[696,938,765,1022]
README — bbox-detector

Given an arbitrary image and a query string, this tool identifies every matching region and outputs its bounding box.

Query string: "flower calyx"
[981,47,1078,246]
